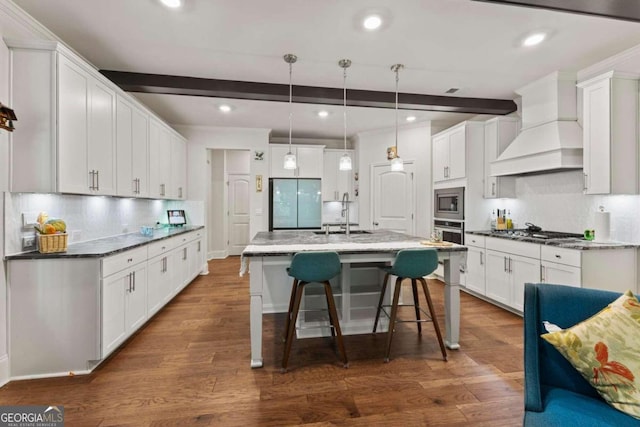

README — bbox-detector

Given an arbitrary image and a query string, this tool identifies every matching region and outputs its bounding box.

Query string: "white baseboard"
[10,369,92,382]
[0,354,9,388]
[209,250,228,259]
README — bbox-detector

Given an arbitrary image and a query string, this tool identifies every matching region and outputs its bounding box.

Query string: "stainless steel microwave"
[434,187,464,221]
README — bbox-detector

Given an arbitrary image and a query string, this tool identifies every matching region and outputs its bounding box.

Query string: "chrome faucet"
[341,192,350,235]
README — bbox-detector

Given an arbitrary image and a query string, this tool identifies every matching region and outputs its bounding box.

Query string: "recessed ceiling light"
[317,110,329,118]
[363,15,382,30]
[219,104,232,113]
[160,0,181,8]
[406,116,416,122]
[523,32,546,47]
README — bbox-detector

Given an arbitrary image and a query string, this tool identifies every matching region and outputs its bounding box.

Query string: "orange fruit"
[43,224,57,234]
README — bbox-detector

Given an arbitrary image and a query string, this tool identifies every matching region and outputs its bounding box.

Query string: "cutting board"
[420,240,453,247]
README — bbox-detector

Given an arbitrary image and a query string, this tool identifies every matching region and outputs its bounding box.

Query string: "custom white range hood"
[491,71,583,176]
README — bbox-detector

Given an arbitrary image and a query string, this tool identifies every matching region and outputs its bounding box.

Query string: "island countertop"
[243,230,467,257]
[5,225,205,260]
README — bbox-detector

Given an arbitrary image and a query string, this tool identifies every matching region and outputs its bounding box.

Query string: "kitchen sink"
[313,230,372,235]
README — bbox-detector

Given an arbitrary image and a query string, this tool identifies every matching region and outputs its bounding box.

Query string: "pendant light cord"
[343,66,347,152]
[395,67,399,156]
[288,61,293,152]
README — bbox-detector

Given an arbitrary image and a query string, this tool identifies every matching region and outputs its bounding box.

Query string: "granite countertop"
[467,230,639,250]
[5,225,205,260]
[243,230,468,257]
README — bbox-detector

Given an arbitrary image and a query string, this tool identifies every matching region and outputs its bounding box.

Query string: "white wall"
[355,123,432,238]
[0,24,10,386]
[175,126,270,243]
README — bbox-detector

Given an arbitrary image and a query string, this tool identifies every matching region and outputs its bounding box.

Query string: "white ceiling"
[11,0,640,139]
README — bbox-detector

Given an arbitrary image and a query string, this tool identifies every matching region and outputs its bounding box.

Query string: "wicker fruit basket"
[38,233,68,254]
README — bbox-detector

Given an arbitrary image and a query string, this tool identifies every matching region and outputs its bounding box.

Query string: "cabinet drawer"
[465,234,485,248]
[485,237,540,259]
[175,230,200,246]
[147,238,178,259]
[541,246,581,267]
[102,246,148,277]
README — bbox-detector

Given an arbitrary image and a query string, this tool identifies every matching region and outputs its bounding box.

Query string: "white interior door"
[228,174,250,255]
[371,162,415,234]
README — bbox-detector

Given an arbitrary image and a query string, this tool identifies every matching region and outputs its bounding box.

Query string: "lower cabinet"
[485,238,541,312]
[147,252,173,316]
[102,262,147,358]
[464,234,486,295]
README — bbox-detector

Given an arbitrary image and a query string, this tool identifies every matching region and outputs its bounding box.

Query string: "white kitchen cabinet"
[464,234,486,295]
[171,134,187,199]
[322,149,354,201]
[149,118,172,198]
[116,95,149,197]
[485,237,540,311]
[8,42,116,195]
[270,144,325,178]
[578,71,639,195]
[484,117,519,198]
[432,121,484,183]
[541,261,581,287]
[147,243,175,316]
[102,260,147,358]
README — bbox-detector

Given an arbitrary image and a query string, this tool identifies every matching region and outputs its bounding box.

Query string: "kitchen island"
[240,230,467,368]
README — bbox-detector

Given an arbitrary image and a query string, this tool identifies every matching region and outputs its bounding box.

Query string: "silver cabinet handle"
[132,271,136,292]
[583,173,588,191]
[127,272,132,292]
[160,183,165,197]
[540,265,545,282]
[555,254,561,259]
[95,170,99,191]
[492,182,496,196]
[89,170,96,190]
[480,252,484,265]
[179,187,183,198]
[504,256,507,272]
[183,247,187,260]
[373,222,379,227]
[197,241,201,252]
[509,257,512,273]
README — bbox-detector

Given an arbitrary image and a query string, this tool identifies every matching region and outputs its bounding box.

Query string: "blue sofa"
[524,283,640,426]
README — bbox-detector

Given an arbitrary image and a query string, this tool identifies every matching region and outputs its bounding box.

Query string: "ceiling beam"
[100,70,517,116]
[471,0,640,23]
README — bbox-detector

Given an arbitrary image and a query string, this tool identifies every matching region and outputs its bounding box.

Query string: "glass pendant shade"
[283,152,297,170]
[390,156,404,171]
[339,153,352,171]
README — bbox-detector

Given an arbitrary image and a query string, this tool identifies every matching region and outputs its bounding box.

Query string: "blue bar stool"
[282,251,348,372]
[372,248,447,362]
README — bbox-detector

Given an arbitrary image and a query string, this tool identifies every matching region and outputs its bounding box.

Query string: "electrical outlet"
[22,235,36,251]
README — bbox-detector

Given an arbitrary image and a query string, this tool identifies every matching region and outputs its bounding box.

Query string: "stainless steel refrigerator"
[269,178,322,230]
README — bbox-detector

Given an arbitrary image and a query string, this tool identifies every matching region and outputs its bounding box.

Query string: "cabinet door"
[465,247,486,295]
[448,126,466,180]
[173,245,189,294]
[509,254,540,312]
[126,264,147,333]
[582,78,611,194]
[542,262,581,287]
[432,135,448,182]
[102,271,127,357]
[88,79,116,195]
[149,119,171,198]
[188,238,203,281]
[297,146,324,178]
[170,135,187,199]
[147,255,169,316]
[485,250,510,306]
[322,151,339,201]
[57,55,90,194]
[270,145,296,177]
[116,97,135,196]
[131,107,149,197]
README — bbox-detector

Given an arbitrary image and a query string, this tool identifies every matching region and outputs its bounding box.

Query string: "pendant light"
[390,64,404,172]
[283,54,298,170]
[338,59,353,171]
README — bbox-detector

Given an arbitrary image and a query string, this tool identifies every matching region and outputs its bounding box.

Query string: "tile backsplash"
[480,170,640,243]
[4,193,200,255]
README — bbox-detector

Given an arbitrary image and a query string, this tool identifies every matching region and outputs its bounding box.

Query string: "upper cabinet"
[6,39,187,199]
[432,121,483,183]
[322,149,355,201]
[170,134,187,200]
[483,117,519,198]
[270,144,324,178]
[578,71,639,195]
[116,95,149,197]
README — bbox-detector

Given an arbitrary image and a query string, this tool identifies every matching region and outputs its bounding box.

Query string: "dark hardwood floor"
[0,257,524,426]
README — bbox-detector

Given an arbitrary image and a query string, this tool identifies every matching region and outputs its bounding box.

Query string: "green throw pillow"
[542,290,640,420]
